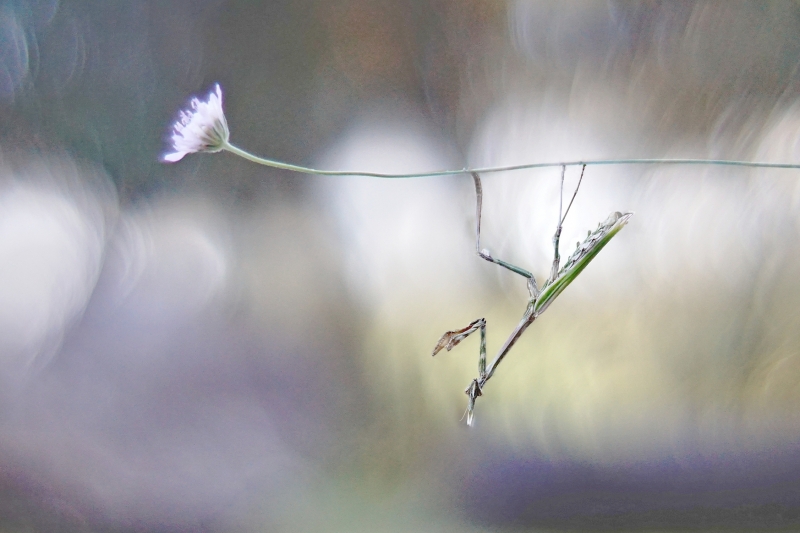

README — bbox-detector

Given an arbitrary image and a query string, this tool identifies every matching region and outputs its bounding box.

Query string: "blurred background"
[2,0,800,530]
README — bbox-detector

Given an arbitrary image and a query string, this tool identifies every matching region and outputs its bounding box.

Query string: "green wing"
[533,212,632,315]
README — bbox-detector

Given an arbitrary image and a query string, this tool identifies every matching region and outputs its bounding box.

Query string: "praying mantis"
[432,166,632,426]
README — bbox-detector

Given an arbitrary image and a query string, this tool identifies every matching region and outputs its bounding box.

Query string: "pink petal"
[161,151,187,163]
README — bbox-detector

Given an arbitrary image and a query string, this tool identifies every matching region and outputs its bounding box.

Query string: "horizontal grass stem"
[222,142,800,178]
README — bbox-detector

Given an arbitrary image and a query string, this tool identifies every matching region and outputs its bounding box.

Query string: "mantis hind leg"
[548,165,586,284]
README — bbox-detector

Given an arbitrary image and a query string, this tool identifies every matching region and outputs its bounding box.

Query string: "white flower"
[162,83,230,163]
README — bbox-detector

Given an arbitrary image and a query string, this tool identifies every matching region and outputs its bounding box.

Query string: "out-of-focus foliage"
[2,1,800,531]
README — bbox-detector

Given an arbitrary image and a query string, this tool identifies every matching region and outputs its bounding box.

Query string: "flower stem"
[222,142,800,178]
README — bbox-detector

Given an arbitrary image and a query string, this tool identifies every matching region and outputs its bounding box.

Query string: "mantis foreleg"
[432,317,487,377]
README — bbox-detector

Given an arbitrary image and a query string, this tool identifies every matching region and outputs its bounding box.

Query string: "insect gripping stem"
[432,172,633,426]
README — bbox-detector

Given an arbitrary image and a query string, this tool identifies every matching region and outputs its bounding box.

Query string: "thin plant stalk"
[222,142,800,178]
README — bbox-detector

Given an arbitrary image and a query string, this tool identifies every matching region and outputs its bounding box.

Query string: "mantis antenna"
[432,166,632,426]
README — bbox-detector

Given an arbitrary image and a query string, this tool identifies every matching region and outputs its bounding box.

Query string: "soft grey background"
[2,1,800,531]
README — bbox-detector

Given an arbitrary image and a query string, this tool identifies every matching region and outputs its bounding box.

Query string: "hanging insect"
[432,166,632,426]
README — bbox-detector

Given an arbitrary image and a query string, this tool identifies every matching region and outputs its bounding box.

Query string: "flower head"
[162,83,230,163]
